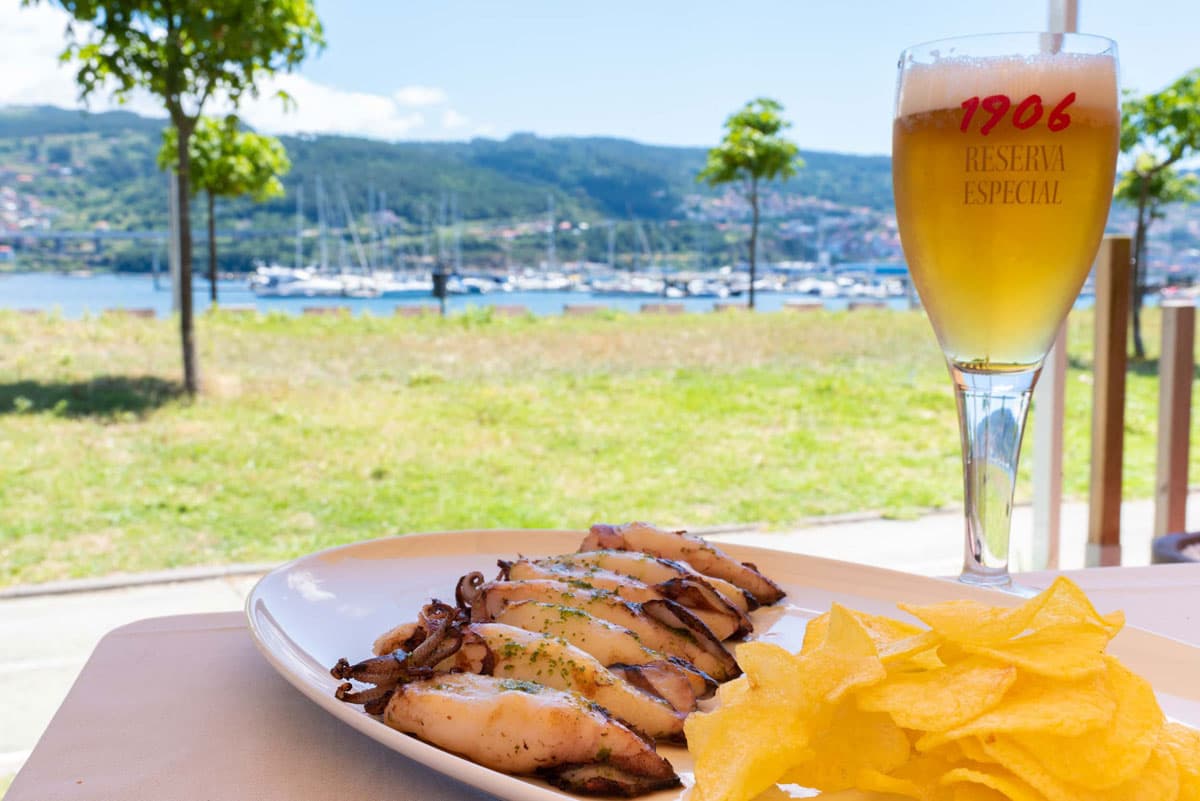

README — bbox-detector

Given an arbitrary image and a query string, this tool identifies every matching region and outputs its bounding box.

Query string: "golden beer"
[893,54,1119,371]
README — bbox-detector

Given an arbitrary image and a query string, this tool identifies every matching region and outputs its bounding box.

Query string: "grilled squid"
[384,673,681,796]
[540,550,757,613]
[486,599,716,710]
[498,557,751,640]
[436,622,685,741]
[457,573,740,681]
[330,522,787,798]
[340,605,685,741]
[331,601,465,714]
[581,521,786,605]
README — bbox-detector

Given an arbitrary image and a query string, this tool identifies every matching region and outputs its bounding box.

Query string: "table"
[8,564,1200,801]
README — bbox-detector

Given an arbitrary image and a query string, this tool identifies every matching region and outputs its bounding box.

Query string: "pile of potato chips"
[685,577,1200,801]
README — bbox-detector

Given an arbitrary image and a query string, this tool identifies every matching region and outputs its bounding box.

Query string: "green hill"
[0,104,895,271]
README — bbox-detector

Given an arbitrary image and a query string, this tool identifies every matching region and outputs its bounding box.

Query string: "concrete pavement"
[2,494,1197,784]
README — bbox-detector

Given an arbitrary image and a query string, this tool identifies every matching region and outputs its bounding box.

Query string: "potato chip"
[1161,723,1200,801]
[955,622,1111,679]
[857,656,1016,731]
[685,577,1198,801]
[915,673,1116,751]
[801,611,830,654]
[686,686,809,801]
[807,604,888,703]
[899,576,1124,646]
[794,791,913,801]
[687,643,818,801]
[802,607,926,655]
[953,738,996,766]
[1012,657,1163,789]
[979,734,1180,801]
[941,765,1046,801]
[879,631,944,667]
[783,702,910,792]
[857,750,960,800]
[740,786,795,801]
[949,785,1010,801]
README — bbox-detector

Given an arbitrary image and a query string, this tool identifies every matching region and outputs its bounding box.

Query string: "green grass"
[0,306,1192,586]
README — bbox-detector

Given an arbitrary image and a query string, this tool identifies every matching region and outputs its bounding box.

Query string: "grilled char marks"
[384,673,680,796]
[582,521,786,605]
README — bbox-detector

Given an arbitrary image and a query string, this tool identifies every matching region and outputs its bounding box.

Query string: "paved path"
[2,495,1197,783]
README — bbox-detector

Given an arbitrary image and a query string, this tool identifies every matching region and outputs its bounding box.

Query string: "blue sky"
[3,0,1199,155]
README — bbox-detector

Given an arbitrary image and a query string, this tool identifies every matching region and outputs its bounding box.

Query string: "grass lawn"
[0,305,1190,586]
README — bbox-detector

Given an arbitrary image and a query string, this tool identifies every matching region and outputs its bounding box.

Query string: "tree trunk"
[1131,183,1149,360]
[207,190,218,304]
[175,120,199,396]
[748,179,759,310]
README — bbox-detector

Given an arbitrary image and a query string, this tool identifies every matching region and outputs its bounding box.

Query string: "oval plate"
[245,529,1200,801]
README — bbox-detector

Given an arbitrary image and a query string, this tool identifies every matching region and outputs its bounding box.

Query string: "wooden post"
[1154,301,1195,541]
[1087,235,1131,567]
[1031,322,1067,569]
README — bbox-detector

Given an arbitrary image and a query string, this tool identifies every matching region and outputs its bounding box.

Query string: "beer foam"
[896,52,1117,117]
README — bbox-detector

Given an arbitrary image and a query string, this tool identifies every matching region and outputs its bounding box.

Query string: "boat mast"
[316,176,328,273]
[294,183,304,271]
[378,190,388,272]
[366,183,375,271]
[634,218,651,271]
[606,220,616,271]
[421,204,432,276]
[546,194,556,272]
[338,183,371,273]
[452,192,462,273]
[437,192,448,268]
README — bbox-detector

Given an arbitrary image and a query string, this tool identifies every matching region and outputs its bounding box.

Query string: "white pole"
[167,171,182,313]
[1048,0,1079,34]
[1029,0,1078,570]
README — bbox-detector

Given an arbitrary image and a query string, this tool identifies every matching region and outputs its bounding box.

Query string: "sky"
[1,0,1198,156]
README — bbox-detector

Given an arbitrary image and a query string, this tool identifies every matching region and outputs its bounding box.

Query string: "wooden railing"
[1033,234,1196,567]
[1155,300,1195,538]
[1087,236,1132,567]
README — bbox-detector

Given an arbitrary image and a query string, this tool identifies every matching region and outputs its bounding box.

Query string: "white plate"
[245,529,1200,801]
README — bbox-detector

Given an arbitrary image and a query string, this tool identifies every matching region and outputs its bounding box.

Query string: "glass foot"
[956,572,1039,597]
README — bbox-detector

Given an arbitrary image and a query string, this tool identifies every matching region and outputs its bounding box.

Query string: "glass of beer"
[892,33,1119,586]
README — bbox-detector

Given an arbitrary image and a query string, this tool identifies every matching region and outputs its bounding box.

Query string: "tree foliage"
[699,99,802,187]
[31,0,323,394]
[1116,68,1200,358]
[698,98,803,308]
[1114,158,1200,215]
[158,116,290,301]
[46,0,324,121]
[159,117,290,204]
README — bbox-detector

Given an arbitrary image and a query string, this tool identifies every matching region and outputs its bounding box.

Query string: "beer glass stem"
[950,364,1039,586]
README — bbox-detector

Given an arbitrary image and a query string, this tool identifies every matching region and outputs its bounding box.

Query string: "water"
[0,272,918,317]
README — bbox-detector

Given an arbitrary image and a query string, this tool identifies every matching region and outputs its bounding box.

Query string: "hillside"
[0,105,893,229]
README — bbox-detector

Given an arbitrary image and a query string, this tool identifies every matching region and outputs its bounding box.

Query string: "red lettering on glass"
[1012,94,1044,129]
[1048,92,1075,132]
[979,95,1011,135]
[958,92,1075,133]
[960,96,981,132]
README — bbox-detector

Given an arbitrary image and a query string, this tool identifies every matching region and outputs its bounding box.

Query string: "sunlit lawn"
[0,305,1189,586]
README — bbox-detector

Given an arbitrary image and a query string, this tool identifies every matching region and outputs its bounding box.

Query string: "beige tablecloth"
[8,564,1200,801]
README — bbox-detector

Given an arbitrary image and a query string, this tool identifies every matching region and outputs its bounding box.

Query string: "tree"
[159,117,290,303]
[698,98,802,309]
[34,0,323,395]
[1117,68,1200,359]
